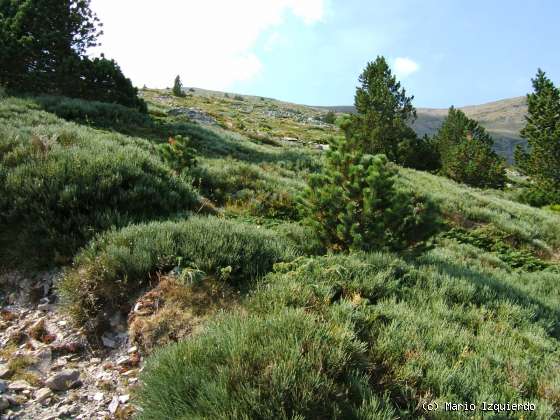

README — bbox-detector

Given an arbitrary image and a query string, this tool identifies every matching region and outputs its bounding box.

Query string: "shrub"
[233,94,244,101]
[435,107,506,189]
[58,216,297,329]
[33,95,150,129]
[300,144,440,252]
[323,110,336,124]
[158,135,197,173]
[192,159,301,220]
[248,253,560,417]
[0,126,199,261]
[137,309,396,420]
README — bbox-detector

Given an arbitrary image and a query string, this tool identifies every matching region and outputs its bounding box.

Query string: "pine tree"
[0,0,145,111]
[173,75,185,97]
[515,69,560,203]
[347,56,439,171]
[435,107,506,189]
[300,133,440,252]
[159,135,197,173]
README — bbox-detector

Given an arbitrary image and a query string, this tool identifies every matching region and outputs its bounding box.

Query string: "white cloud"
[89,0,325,89]
[393,57,419,78]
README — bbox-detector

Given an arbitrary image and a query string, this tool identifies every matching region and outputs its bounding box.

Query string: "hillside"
[321,97,528,161]
[1,91,559,419]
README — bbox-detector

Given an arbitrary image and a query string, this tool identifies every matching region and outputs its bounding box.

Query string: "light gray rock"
[45,369,80,391]
[0,395,9,411]
[8,380,33,391]
[0,365,11,379]
[108,396,119,414]
[35,387,52,403]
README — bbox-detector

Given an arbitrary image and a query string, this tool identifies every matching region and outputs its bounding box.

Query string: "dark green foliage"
[0,0,145,110]
[435,107,506,188]
[172,75,185,97]
[58,217,297,328]
[0,123,198,261]
[347,56,419,165]
[138,309,396,420]
[300,138,440,252]
[400,134,441,172]
[34,95,150,128]
[442,227,549,271]
[233,94,244,101]
[323,110,336,124]
[158,135,197,172]
[515,69,560,204]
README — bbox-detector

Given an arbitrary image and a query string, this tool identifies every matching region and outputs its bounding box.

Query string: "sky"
[90,0,560,108]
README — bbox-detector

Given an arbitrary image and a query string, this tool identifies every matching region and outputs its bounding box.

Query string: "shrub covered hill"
[1,87,559,419]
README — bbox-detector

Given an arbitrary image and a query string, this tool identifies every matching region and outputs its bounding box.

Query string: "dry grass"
[128,276,238,353]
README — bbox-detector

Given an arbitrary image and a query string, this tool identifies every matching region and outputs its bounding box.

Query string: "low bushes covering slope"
[0,97,199,263]
[59,216,297,330]
[140,249,559,418]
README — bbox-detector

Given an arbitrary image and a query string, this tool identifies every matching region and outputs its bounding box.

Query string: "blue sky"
[92,0,560,108]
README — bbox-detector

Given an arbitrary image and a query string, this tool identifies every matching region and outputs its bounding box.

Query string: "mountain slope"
[321,97,528,161]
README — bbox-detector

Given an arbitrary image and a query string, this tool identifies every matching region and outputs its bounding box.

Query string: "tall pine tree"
[515,69,560,203]
[348,56,437,169]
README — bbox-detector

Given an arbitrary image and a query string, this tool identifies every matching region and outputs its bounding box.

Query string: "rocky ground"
[0,272,142,419]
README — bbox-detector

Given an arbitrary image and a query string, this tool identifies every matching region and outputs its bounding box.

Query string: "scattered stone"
[45,369,80,391]
[116,356,130,366]
[0,365,11,379]
[37,303,51,311]
[0,380,6,393]
[35,387,53,403]
[8,380,33,391]
[127,346,138,354]
[108,396,119,414]
[0,395,9,410]
[118,394,130,404]
[93,392,104,402]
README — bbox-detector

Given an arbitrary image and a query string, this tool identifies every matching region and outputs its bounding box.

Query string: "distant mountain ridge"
[319,97,528,162]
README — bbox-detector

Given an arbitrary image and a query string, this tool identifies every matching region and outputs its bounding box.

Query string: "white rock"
[35,387,53,403]
[118,394,130,404]
[8,380,33,391]
[116,356,130,366]
[108,396,119,414]
[93,392,104,402]
[127,346,138,354]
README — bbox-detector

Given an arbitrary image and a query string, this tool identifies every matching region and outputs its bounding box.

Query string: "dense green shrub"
[442,227,550,271]
[58,217,297,328]
[0,126,198,260]
[192,159,302,220]
[138,309,396,420]
[247,253,560,417]
[435,107,506,189]
[158,135,197,173]
[34,95,150,128]
[301,144,440,252]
